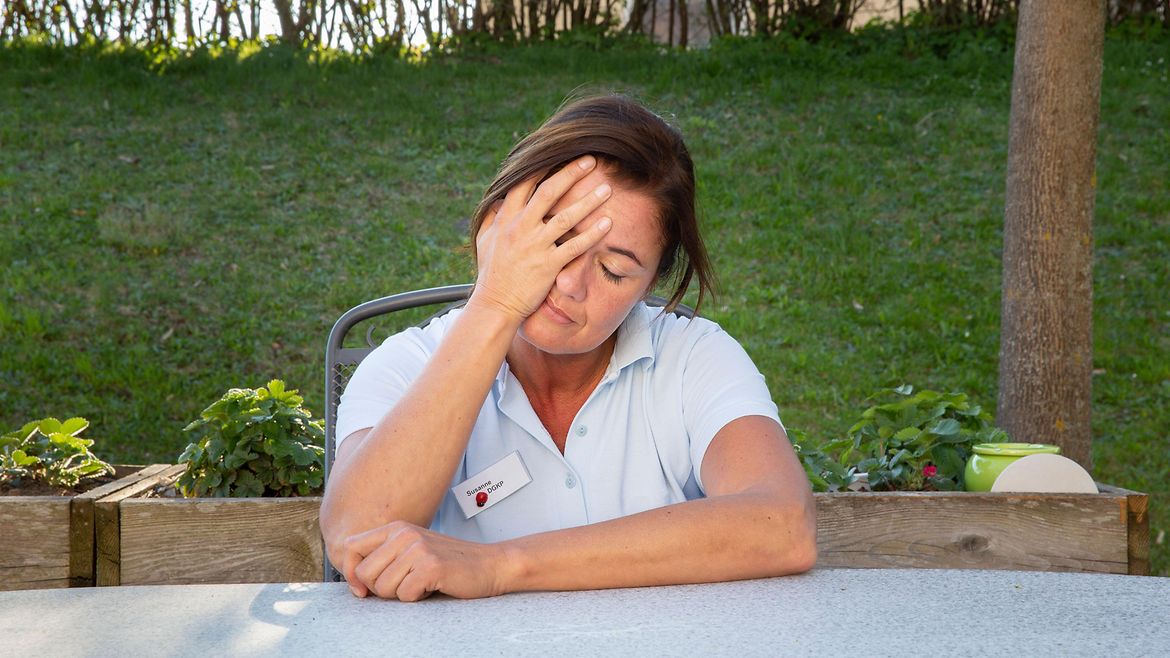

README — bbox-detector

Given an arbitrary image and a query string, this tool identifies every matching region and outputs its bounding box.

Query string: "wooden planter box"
[0,464,176,591]
[815,484,1148,575]
[95,465,323,586]
[77,471,1145,585]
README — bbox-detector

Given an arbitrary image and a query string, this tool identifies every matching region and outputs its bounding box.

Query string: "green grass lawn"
[1,31,1167,574]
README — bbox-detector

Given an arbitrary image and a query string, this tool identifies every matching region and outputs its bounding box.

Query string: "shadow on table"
[240,581,699,652]
[242,582,355,651]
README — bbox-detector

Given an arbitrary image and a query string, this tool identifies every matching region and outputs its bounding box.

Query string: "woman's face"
[517,167,665,356]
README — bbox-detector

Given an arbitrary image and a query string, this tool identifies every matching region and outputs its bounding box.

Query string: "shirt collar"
[609,301,656,375]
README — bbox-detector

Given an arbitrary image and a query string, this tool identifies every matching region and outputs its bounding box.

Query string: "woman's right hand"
[469,155,613,322]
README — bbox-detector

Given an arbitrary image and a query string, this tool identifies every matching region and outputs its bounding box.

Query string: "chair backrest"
[321,284,693,580]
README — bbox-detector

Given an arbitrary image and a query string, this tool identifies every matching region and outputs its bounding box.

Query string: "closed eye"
[600,264,625,283]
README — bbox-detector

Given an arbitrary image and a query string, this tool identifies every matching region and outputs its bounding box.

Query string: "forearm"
[321,299,521,541]
[498,489,817,593]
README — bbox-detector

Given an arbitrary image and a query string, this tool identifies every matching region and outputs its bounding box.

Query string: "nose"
[554,254,587,301]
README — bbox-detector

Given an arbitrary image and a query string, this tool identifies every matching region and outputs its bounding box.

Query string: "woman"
[320,94,816,601]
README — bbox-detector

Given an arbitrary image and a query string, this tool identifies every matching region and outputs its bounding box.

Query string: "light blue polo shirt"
[335,302,782,543]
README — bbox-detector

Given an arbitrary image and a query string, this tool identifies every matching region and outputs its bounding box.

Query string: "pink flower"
[923,464,938,479]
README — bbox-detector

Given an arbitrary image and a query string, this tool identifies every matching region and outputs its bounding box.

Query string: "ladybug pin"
[475,491,489,507]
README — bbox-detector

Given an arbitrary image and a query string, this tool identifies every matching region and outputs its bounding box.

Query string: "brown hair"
[470,94,715,313]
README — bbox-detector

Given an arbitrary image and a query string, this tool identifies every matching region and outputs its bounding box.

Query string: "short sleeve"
[333,313,452,451]
[681,328,782,494]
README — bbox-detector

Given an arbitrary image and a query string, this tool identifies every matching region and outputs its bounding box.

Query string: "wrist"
[495,540,531,594]
[465,285,538,326]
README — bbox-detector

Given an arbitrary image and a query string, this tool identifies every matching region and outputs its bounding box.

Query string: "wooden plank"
[93,464,187,587]
[68,464,168,586]
[0,497,71,591]
[814,490,1130,573]
[1125,492,1150,576]
[1088,484,1149,576]
[116,497,323,585]
[94,493,122,587]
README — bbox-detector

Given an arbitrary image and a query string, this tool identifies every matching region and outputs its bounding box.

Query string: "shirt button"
[565,475,577,489]
[576,425,588,436]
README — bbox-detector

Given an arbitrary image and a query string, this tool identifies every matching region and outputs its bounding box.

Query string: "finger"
[345,523,397,557]
[341,528,391,598]
[396,565,438,602]
[475,204,500,251]
[351,526,420,590]
[356,539,418,599]
[479,199,504,234]
[554,216,612,265]
[341,546,369,597]
[541,181,612,241]
[521,155,598,220]
[497,174,541,219]
[340,523,405,596]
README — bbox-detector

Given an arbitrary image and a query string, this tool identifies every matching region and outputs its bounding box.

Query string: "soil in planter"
[0,469,129,497]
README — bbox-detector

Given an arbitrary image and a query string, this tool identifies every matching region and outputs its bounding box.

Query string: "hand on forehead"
[558,169,663,270]
[545,168,612,228]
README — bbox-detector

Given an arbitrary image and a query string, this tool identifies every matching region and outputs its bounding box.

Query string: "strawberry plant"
[178,380,324,497]
[797,385,1010,492]
[0,417,114,488]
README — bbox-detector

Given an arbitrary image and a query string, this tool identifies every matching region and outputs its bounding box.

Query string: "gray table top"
[2,568,1168,657]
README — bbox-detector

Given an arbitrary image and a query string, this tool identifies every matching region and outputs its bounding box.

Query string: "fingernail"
[598,217,612,232]
[595,183,611,198]
[349,585,361,597]
[579,155,596,170]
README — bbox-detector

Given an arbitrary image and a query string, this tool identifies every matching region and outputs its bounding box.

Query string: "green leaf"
[233,470,264,497]
[36,418,63,434]
[11,449,39,467]
[74,461,110,476]
[892,426,920,441]
[205,437,226,461]
[932,445,966,477]
[889,448,912,467]
[290,444,319,467]
[59,417,89,436]
[49,433,89,452]
[928,418,961,436]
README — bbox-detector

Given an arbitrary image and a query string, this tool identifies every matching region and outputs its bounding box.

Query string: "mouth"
[540,296,575,325]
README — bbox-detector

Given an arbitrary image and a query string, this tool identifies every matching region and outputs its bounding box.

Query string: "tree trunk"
[667,0,675,45]
[273,0,299,43]
[997,0,1106,470]
[183,0,194,43]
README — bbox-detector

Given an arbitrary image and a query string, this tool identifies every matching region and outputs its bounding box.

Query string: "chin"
[517,317,604,356]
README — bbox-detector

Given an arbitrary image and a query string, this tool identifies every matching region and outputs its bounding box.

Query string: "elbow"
[319,482,431,568]
[767,494,818,576]
[319,489,368,575]
[787,533,818,575]
[786,506,818,575]
[318,487,349,565]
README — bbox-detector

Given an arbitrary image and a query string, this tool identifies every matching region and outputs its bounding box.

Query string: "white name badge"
[451,451,533,519]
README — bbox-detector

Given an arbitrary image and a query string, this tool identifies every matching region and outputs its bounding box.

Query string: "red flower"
[923,464,938,479]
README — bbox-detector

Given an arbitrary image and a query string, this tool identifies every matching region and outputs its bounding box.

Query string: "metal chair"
[322,284,694,581]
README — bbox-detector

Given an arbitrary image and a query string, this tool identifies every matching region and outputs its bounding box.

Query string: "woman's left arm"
[343,415,816,600]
